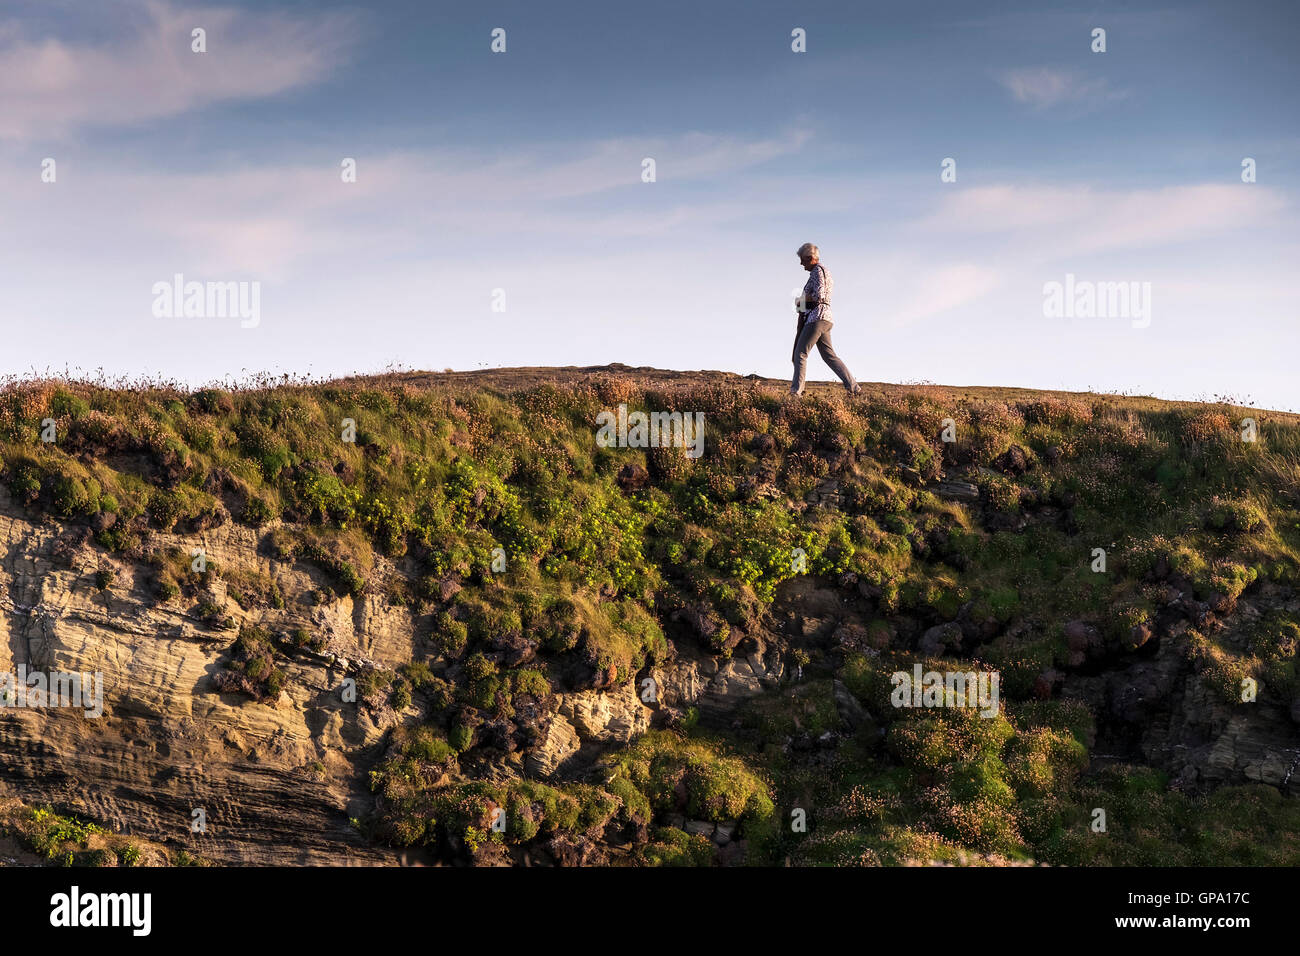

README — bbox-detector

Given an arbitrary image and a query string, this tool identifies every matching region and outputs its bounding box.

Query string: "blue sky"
[2,0,1297,409]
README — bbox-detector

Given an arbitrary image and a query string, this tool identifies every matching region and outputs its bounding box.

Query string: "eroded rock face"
[647,634,788,725]
[0,491,397,864]
[1060,597,1300,795]
[524,713,580,779]
[558,682,650,744]
[0,482,801,863]
[3,465,1297,866]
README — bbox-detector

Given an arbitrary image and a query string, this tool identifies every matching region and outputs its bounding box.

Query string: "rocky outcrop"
[1060,595,1300,795]
[523,714,580,779]
[526,683,654,779]
[0,489,397,864]
[934,479,979,502]
[650,639,785,722]
[558,682,651,743]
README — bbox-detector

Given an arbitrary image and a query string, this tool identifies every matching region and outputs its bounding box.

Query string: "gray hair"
[797,242,819,259]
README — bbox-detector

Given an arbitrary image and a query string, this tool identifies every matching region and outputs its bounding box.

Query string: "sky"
[2,0,1297,409]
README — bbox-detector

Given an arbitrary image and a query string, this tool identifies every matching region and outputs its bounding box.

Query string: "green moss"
[601,731,775,828]
[640,827,715,866]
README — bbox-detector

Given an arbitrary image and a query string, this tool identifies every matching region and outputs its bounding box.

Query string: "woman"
[792,242,860,396]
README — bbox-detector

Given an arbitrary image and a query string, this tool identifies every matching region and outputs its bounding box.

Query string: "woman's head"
[797,242,819,269]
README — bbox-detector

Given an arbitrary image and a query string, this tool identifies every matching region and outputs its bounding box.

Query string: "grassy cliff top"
[2,365,1298,865]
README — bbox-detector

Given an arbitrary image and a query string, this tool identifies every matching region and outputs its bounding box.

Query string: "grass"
[2,369,1298,865]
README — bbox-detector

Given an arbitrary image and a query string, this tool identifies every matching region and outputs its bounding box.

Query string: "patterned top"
[801,262,832,325]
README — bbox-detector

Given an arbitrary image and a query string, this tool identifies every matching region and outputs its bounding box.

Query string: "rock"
[1126,621,1154,652]
[487,628,537,668]
[832,623,871,653]
[437,576,462,603]
[934,480,979,502]
[806,478,842,508]
[557,682,650,743]
[956,600,1000,644]
[1064,620,1103,666]
[857,580,883,601]
[1155,584,1181,606]
[993,444,1029,475]
[0,494,394,865]
[919,622,963,657]
[746,650,774,686]
[718,839,747,866]
[707,658,765,707]
[546,834,607,867]
[615,462,650,492]
[683,819,715,839]
[832,679,869,730]
[650,659,708,709]
[524,714,580,778]
[649,647,779,722]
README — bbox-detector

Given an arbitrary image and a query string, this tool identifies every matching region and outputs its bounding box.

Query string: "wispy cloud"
[0,0,357,139]
[998,67,1127,110]
[913,183,1288,256]
[858,182,1290,330]
[885,263,1004,329]
[0,130,815,277]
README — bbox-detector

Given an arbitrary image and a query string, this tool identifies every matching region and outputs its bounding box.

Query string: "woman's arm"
[805,265,825,305]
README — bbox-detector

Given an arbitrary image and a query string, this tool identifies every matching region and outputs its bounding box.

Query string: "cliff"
[1,366,1297,866]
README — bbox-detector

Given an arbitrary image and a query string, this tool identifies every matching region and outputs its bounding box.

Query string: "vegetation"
[0,801,176,867]
[2,372,1298,865]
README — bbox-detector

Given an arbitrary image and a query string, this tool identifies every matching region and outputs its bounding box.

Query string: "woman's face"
[799,252,817,271]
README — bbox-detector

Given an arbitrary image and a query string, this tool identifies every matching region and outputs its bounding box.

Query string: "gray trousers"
[791,318,857,394]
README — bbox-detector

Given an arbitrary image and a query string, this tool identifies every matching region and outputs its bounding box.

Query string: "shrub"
[242,495,276,526]
[116,844,141,867]
[25,806,103,860]
[601,731,774,826]
[1204,496,1266,535]
[214,624,285,701]
[449,724,474,752]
